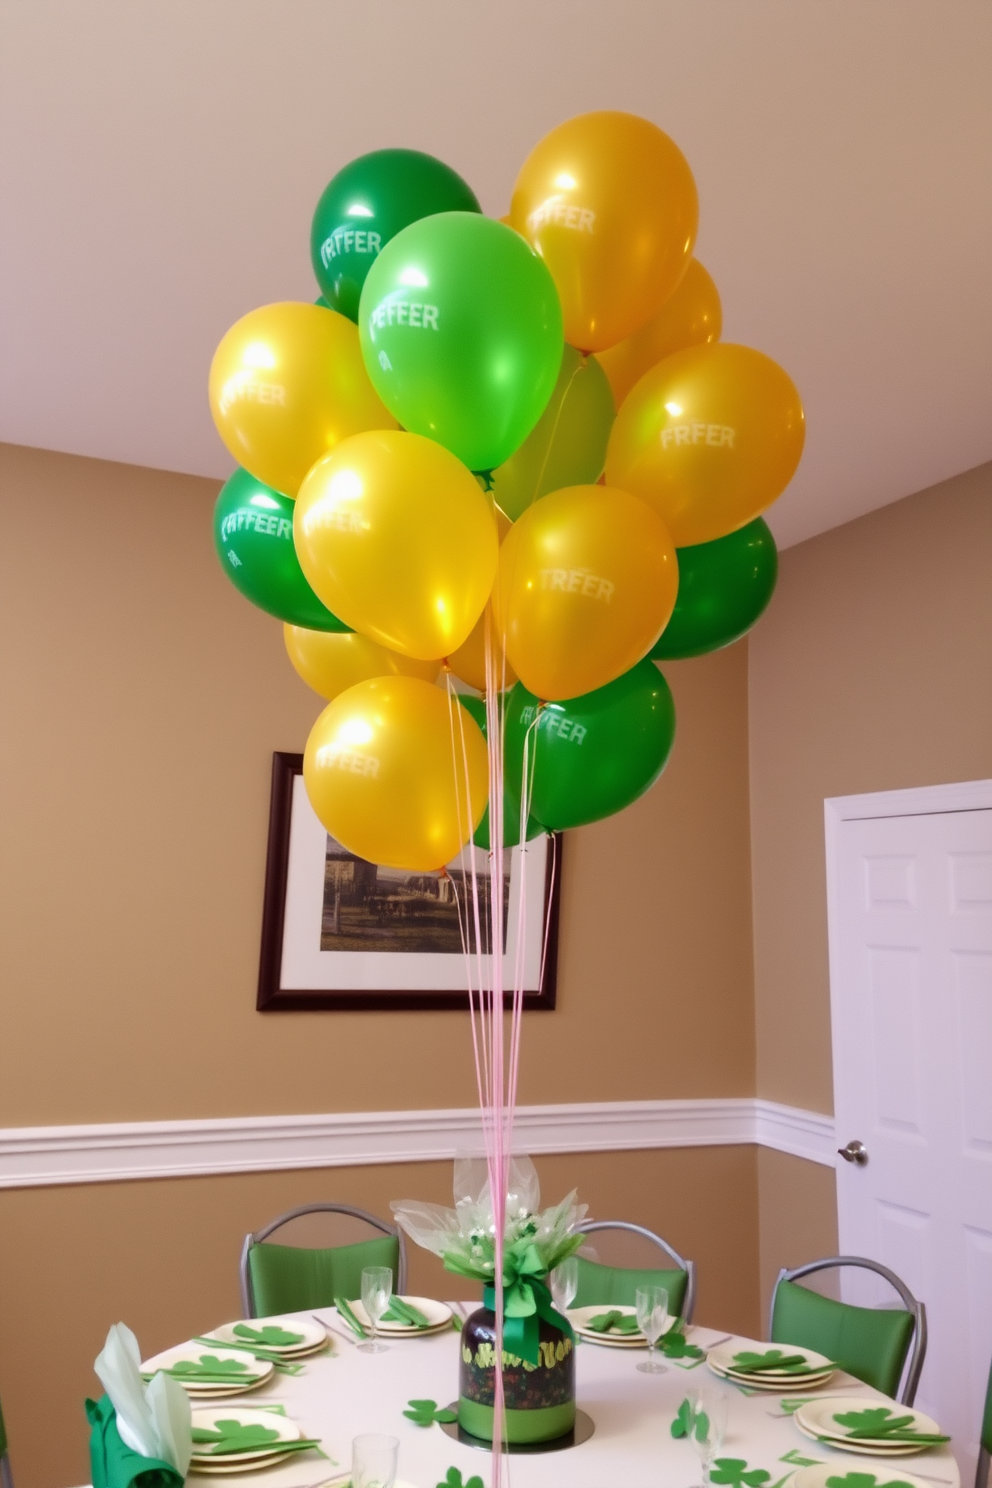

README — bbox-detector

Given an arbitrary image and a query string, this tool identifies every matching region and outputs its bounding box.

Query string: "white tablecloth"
[179,1308,960,1488]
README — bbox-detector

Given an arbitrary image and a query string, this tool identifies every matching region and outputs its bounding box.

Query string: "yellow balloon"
[284,625,439,702]
[509,111,698,353]
[208,302,395,496]
[492,484,678,701]
[596,260,722,408]
[303,676,489,871]
[294,430,499,661]
[605,343,806,547]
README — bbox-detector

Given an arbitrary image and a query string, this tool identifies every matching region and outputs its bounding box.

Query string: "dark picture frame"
[257,752,562,1012]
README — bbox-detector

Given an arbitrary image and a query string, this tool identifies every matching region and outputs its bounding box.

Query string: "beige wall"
[0,442,755,1125]
[749,460,992,1310]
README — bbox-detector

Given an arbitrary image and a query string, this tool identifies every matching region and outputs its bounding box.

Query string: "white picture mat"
[280,775,550,992]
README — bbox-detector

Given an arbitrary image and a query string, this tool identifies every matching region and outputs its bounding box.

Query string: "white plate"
[795,1465,939,1488]
[710,1339,834,1376]
[141,1342,273,1394]
[348,1296,452,1334]
[190,1406,302,1464]
[795,1398,944,1455]
[567,1303,657,1343]
[708,1356,835,1392]
[187,1452,298,1476]
[794,1417,925,1458]
[205,1316,328,1355]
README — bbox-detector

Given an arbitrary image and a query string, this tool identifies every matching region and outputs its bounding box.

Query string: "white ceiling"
[1,0,990,548]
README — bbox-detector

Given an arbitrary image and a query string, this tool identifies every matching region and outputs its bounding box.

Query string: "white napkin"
[94,1323,192,1477]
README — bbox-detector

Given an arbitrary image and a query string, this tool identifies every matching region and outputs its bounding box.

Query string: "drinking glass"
[550,1255,579,1314]
[351,1433,399,1488]
[689,1389,728,1488]
[359,1265,393,1354]
[634,1283,669,1373]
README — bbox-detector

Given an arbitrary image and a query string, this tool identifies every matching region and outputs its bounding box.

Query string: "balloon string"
[528,355,586,508]
[443,682,489,1123]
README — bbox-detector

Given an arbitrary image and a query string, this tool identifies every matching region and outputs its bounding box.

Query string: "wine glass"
[359,1265,393,1354]
[351,1433,399,1488]
[634,1283,669,1373]
[550,1255,579,1314]
[689,1388,728,1488]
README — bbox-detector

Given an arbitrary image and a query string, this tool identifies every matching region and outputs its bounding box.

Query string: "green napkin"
[335,1297,367,1338]
[86,1395,182,1488]
[232,1323,305,1347]
[383,1298,431,1328]
[586,1309,641,1335]
[731,1350,816,1374]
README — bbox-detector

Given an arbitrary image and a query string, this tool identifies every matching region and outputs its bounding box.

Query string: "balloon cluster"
[210,111,803,873]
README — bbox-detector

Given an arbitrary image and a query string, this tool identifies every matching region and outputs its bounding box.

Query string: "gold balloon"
[208,302,395,496]
[293,430,499,661]
[509,111,698,353]
[284,625,439,702]
[596,260,722,408]
[605,343,805,547]
[493,484,678,701]
[303,676,489,871]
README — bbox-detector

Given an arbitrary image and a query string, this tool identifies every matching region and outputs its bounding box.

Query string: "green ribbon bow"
[481,1241,573,1367]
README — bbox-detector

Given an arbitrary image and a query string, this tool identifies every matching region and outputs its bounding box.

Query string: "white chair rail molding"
[0,1097,836,1189]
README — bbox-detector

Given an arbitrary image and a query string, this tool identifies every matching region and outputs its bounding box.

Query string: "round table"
[186,1309,961,1488]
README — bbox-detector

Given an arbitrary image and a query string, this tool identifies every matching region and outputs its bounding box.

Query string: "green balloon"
[213,469,351,631]
[492,345,615,520]
[504,660,676,830]
[458,694,545,850]
[651,518,778,660]
[359,213,564,472]
[311,149,481,322]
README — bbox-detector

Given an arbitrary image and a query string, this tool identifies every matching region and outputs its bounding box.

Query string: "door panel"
[827,794,992,1481]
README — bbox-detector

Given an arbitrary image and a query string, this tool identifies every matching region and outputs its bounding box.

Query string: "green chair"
[977,1350,992,1488]
[572,1220,696,1323]
[0,1393,13,1488]
[769,1256,926,1404]
[239,1202,408,1318]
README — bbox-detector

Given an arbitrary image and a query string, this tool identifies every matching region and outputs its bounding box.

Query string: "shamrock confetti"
[672,1399,692,1438]
[404,1399,458,1428]
[438,1469,484,1488]
[711,1458,772,1488]
[233,1323,305,1346]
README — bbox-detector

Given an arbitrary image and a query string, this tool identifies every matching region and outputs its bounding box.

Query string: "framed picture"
[257,752,562,1011]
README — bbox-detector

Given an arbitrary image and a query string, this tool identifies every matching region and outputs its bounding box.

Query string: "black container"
[457,1303,576,1444]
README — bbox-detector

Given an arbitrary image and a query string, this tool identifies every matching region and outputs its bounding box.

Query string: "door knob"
[838,1140,868,1166]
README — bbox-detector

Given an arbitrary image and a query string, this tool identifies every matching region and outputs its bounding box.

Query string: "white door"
[826,781,992,1484]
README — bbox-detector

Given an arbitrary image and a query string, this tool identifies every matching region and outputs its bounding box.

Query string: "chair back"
[0,1393,12,1488]
[976,1351,992,1488]
[769,1256,925,1404]
[240,1203,407,1317]
[573,1220,695,1323]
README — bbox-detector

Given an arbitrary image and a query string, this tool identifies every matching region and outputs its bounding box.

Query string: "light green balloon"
[491,346,615,521]
[358,212,564,472]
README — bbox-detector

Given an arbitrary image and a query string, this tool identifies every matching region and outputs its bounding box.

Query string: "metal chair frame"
[978,1442,990,1488]
[768,1254,927,1405]
[0,1450,12,1488]
[239,1202,408,1317]
[576,1219,696,1324]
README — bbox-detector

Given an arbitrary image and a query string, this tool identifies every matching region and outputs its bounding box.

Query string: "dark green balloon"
[311,149,481,321]
[458,694,544,851]
[213,469,351,631]
[651,518,778,660]
[504,660,676,830]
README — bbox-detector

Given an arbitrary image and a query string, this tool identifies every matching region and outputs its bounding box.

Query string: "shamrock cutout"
[191,1420,281,1455]
[660,1327,705,1360]
[711,1458,772,1488]
[832,1408,916,1438]
[672,1399,692,1438]
[404,1399,458,1428]
[173,1355,249,1376]
[233,1324,305,1346]
[438,1469,484,1488]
